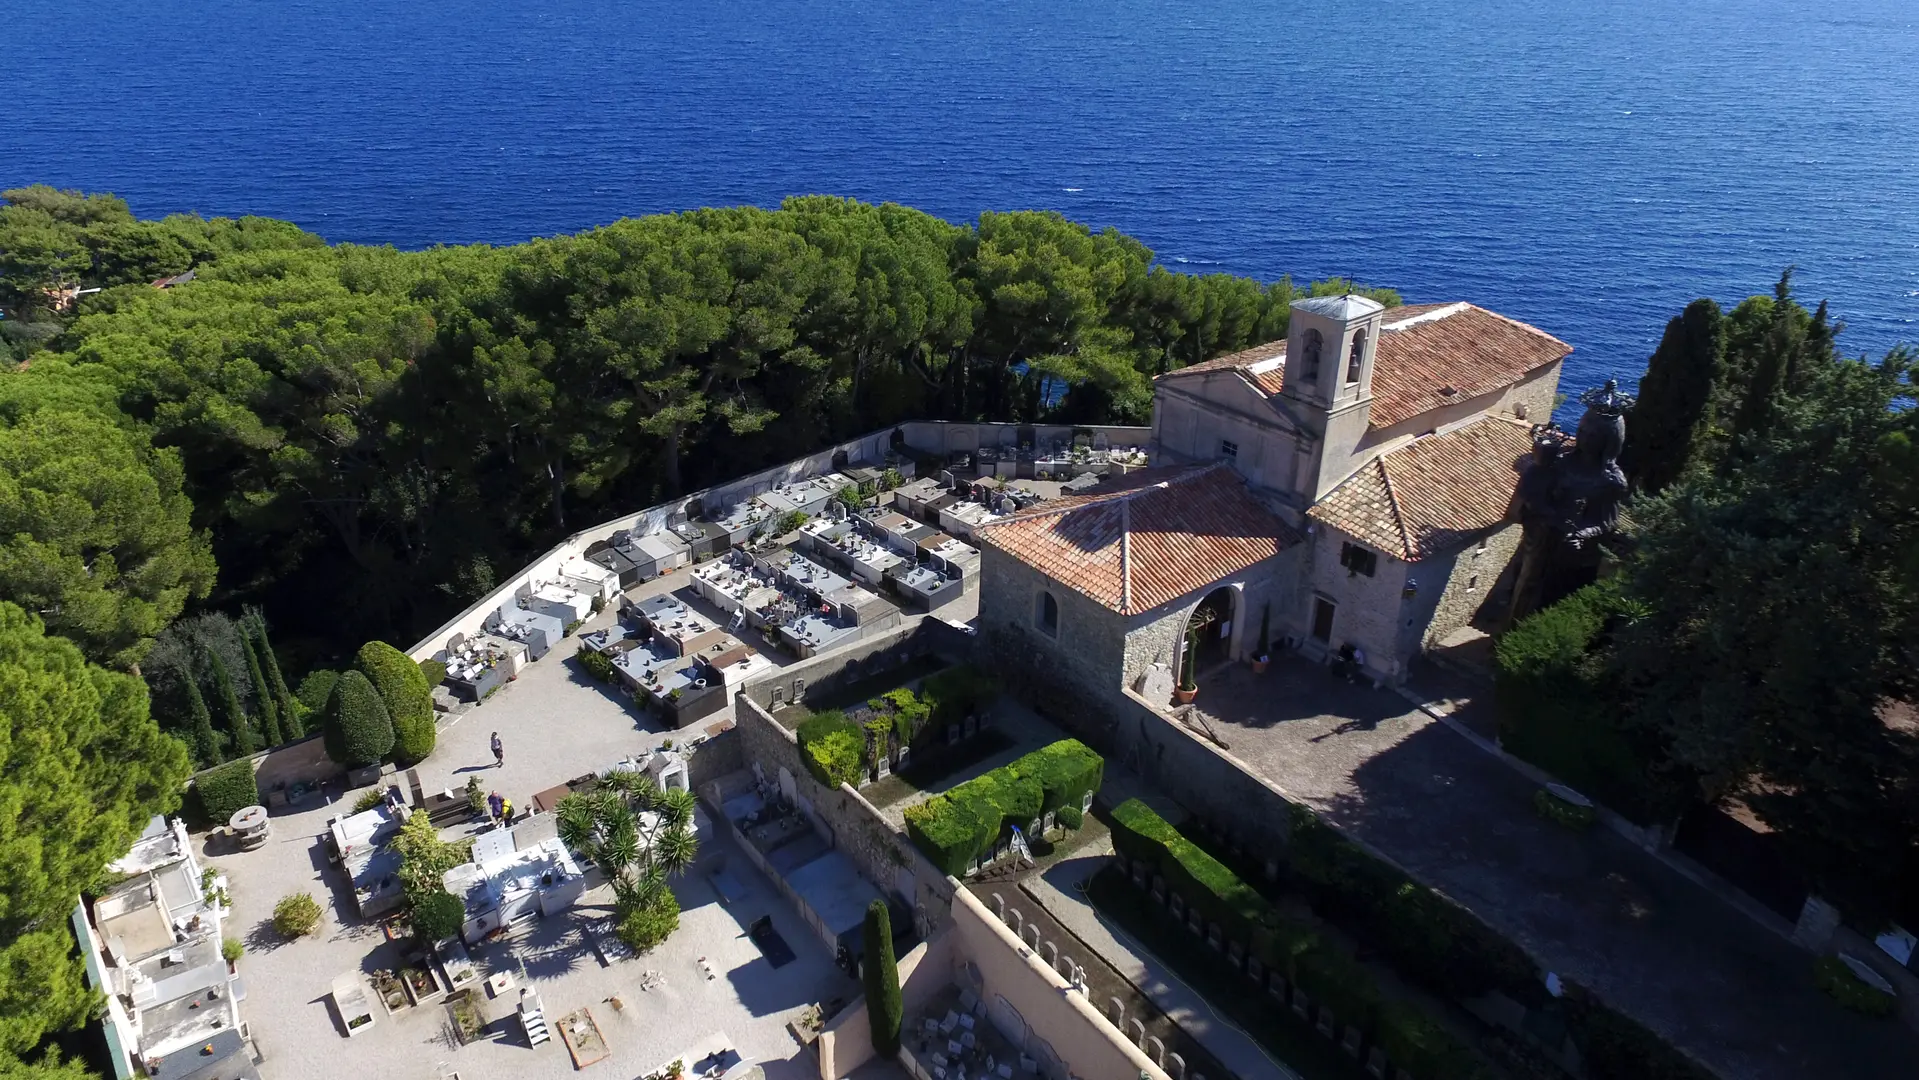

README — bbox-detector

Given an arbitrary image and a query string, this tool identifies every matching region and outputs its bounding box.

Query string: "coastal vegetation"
[1499,271,1919,928]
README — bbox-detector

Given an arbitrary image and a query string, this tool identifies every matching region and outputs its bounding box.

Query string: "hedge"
[196,758,261,823]
[392,713,437,767]
[1110,798,1487,1080]
[796,710,865,788]
[1493,582,1683,825]
[919,665,998,726]
[357,640,434,732]
[905,739,1102,876]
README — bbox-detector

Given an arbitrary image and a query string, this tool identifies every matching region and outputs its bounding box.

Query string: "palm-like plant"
[556,795,598,854]
[601,813,642,875]
[653,826,697,877]
[658,788,695,831]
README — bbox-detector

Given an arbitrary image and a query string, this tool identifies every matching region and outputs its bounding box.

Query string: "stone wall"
[229,732,345,798]
[1121,555,1297,694]
[737,618,971,712]
[731,694,956,923]
[1411,521,1526,650]
[1305,525,1415,677]
[975,544,1130,712]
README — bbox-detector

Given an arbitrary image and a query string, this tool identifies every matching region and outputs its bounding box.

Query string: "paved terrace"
[1183,658,1917,1080]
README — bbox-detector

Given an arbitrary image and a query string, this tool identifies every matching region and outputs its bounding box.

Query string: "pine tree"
[1621,298,1723,494]
[248,610,301,737]
[862,899,902,1056]
[240,626,284,746]
[206,648,254,756]
[183,670,222,766]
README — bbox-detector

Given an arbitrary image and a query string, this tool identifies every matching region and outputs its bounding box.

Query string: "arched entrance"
[1180,586,1238,686]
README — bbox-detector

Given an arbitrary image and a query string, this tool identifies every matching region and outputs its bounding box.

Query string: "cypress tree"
[249,610,301,737]
[206,648,254,756]
[862,899,902,1056]
[1622,298,1724,494]
[183,671,222,766]
[240,626,284,746]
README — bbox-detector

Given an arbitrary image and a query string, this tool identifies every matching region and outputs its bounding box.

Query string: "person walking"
[501,797,514,825]
[487,791,503,824]
[490,731,503,768]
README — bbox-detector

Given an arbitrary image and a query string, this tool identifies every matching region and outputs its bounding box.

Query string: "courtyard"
[1180,657,1919,1080]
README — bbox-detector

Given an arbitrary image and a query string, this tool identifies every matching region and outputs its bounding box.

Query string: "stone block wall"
[1121,555,1297,693]
[1305,525,1414,677]
[1410,521,1525,651]
[976,544,1130,711]
[737,618,970,712]
[731,694,956,926]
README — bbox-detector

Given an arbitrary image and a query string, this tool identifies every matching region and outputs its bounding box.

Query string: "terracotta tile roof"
[975,464,1297,615]
[1157,303,1570,431]
[1308,415,1536,562]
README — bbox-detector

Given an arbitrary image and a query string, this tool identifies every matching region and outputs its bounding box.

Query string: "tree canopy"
[0,601,188,1062]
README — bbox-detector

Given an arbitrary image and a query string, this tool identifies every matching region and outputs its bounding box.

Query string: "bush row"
[904,739,1102,876]
[195,757,261,822]
[1108,798,1484,1080]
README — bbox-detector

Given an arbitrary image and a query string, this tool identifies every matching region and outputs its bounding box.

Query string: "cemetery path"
[1025,851,1299,1080]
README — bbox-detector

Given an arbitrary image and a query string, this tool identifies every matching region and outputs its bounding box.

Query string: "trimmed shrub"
[904,740,1102,876]
[1055,804,1082,830]
[196,758,261,823]
[1813,956,1897,1018]
[410,889,468,943]
[1376,1002,1486,1080]
[920,665,998,726]
[418,658,447,687]
[272,892,321,937]
[1562,986,1720,1079]
[322,670,395,767]
[797,710,865,788]
[351,787,386,814]
[356,640,433,733]
[863,900,902,1056]
[392,713,437,767]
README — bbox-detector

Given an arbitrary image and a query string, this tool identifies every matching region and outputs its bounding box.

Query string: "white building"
[76,817,257,1080]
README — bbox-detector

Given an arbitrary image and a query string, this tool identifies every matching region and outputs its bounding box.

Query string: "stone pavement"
[1188,657,1919,1080]
[1025,850,1298,1080]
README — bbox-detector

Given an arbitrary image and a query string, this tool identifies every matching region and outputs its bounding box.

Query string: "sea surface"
[9,0,1919,406]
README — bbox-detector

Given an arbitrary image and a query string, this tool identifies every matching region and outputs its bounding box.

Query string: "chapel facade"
[974,295,1571,708]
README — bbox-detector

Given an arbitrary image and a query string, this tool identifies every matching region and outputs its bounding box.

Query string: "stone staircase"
[518,988,551,1047]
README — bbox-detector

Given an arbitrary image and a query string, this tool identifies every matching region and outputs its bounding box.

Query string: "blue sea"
[9,0,1919,404]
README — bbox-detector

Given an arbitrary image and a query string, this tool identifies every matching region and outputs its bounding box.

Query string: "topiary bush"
[797,710,865,788]
[273,892,322,937]
[409,889,468,944]
[863,899,902,1056]
[919,665,998,727]
[904,739,1101,875]
[391,712,437,767]
[195,758,261,823]
[418,658,447,687]
[356,641,433,734]
[322,670,395,768]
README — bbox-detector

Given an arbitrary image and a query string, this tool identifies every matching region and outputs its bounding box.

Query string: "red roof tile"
[1308,416,1536,562]
[1157,303,1570,431]
[975,464,1297,615]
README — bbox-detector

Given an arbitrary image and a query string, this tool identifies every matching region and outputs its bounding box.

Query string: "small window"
[1036,590,1059,637]
[1467,574,1479,592]
[1340,542,1378,578]
[1346,328,1367,384]
[1219,440,1238,460]
[1300,328,1323,383]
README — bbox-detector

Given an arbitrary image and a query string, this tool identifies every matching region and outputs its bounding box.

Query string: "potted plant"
[465,776,486,820]
[1251,605,1272,674]
[1174,627,1200,705]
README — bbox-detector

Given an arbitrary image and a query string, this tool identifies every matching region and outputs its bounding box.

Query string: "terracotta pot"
[1251,658,1270,674]
[1173,686,1198,706]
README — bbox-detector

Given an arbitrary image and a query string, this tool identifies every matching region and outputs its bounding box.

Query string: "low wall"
[815,934,955,1080]
[738,619,971,712]
[406,421,1154,662]
[948,886,1172,1080]
[734,695,956,928]
[187,732,346,803]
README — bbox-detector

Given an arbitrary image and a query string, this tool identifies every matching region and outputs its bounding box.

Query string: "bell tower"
[1281,294,1385,500]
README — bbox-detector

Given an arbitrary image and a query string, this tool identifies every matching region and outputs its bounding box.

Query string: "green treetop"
[322,669,394,768]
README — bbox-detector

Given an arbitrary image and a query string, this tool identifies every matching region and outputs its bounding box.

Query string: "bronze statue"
[1510,380,1635,618]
